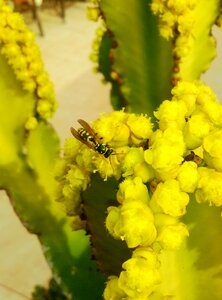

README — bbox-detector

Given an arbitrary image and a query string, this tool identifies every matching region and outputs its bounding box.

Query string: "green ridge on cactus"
[99,0,173,114]
[82,173,132,277]
[98,32,126,110]
[0,53,104,298]
[149,199,222,300]
[179,0,220,80]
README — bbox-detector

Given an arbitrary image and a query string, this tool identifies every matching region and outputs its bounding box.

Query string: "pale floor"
[0,2,111,299]
[1,2,222,299]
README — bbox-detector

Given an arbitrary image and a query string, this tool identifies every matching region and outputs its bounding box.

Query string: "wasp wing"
[77,119,99,140]
[70,127,95,150]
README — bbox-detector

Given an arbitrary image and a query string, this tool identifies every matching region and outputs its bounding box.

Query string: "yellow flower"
[106,201,157,248]
[177,161,199,192]
[196,167,222,206]
[62,184,81,215]
[154,99,187,130]
[126,114,153,144]
[93,111,130,146]
[172,81,198,116]
[25,116,38,130]
[118,248,160,298]
[183,112,212,149]
[121,148,153,182]
[204,102,222,127]
[63,138,82,161]
[151,0,197,40]
[66,165,89,191]
[86,6,101,22]
[203,129,222,172]
[117,176,150,204]
[144,128,185,180]
[0,1,57,121]
[103,276,126,300]
[151,179,189,217]
[157,222,189,250]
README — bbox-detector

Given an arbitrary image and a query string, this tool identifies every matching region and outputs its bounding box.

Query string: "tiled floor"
[0,2,111,299]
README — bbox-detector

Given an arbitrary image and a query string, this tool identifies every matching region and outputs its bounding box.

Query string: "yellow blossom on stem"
[121,148,153,182]
[106,201,157,248]
[63,138,82,161]
[203,129,222,171]
[93,111,130,146]
[25,116,38,130]
[183,111,212,150]
[126,113,153,144]
[177,161,199,192]
[171,81,198,115]
[0,0,56,122]
[117,176,150,204]
[66,165,89,191]
[151,179,189,217]
[57,81,222,298]
[154,99,187,130]
[103,276,126,300]
[144,128,185,180]
[157,222,189,250]
[118,247,161,298]
[62,184,81,215]
[196,167,222,206]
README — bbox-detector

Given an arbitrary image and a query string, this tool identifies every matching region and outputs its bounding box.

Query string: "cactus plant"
[0,1,103,299]
[2,0,222,299]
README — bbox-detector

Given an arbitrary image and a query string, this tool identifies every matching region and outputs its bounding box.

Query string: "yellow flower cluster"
[55,137,93,223]
[87,0,107,74]
[89,26,106,73]
[151,0,198,83]
[55,112,153,222]
[57,81,222,299]
[151,0,197,40]
[0,0,56,123]
[104,248,161,300]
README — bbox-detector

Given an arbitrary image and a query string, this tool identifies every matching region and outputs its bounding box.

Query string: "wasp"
[70,119,113,158]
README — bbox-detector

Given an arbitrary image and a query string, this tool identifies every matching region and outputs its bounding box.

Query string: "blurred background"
[0,1,222,299]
